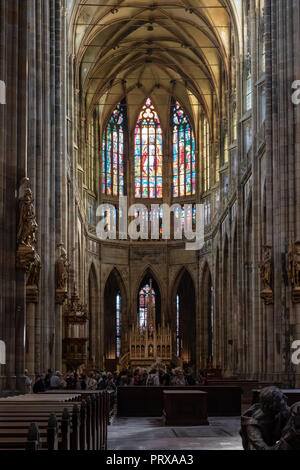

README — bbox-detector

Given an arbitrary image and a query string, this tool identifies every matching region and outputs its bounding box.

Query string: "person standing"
[50,371,64,389]
[25,369,32,394]
[33,374,46,393]
[146,369,160,386]
[45,369,53,390]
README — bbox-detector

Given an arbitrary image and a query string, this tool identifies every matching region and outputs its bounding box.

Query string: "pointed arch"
[104,267,127,368]
[135,265,163,304]
[88,263,99,364]
[102,99,127,196]
[134,97,163,199]
[214,246,221,368]
[172,265,196,295]
[171,99,196,197]
[222,234,229,371]
[136,267,162,327]
[171,267,196,365]
[245,198,253,374]
[232,226,239,372]
[200,262,213,367]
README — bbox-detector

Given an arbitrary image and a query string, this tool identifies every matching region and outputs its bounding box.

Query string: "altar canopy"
[129,279,172,367]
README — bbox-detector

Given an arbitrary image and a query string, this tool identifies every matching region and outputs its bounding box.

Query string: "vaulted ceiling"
[72,1,237,133]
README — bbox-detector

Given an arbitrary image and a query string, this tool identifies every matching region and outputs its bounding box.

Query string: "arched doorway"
[245,201,253,374]
[232,228,239,373]
[88,265,99,366]
[223,236,229,371]
[173,269,196,367]
[201,264,213,369]
[104,269,126,371]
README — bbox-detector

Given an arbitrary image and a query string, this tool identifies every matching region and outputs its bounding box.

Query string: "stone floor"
[108,416,243,450]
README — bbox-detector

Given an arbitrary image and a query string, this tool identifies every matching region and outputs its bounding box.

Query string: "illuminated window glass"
[102,101,126,196]
[172,101,196,197]
[138,282,155,328]
[134,98,163,199]
[173,205,196,235]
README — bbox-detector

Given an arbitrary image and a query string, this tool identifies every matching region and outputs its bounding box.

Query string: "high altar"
[128,280,172,367]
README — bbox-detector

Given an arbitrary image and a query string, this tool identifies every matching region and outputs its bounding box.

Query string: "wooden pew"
[43,389,111,450]
[0,389,110,451]
[0,399,80,450]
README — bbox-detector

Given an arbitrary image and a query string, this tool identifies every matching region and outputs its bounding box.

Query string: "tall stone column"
[26,303,36,379]
[0,0,30,393]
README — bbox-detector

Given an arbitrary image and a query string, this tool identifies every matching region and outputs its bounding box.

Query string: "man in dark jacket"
[33,374,46,393]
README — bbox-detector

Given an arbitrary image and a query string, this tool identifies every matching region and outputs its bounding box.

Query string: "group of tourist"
[30,370,117,393]
[29,367,208,394]
[119,367,208,387]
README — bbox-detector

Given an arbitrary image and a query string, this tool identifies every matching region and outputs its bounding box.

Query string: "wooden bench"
[0,391,107,450]
[163,390,209,426]
[0,402,79,450]
[43,389,112,450]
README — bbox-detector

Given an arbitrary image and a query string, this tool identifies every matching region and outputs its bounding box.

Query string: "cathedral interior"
[1,0,300,402]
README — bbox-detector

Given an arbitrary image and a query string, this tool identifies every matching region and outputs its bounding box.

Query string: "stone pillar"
[26,302,36,379]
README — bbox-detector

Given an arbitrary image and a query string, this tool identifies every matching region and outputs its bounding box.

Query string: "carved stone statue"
[259,246,273,304]
[17,187,38,248]
[286,241,300,303]
[55,243,70,304]
[16,179,41,297]
[55,244,69,290]
[27,252,41,287]
[240,387,300,450]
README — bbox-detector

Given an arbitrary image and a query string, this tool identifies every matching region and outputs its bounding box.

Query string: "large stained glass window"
[102,101,126,196]
[138,281,156,328]
[172,101,196,197]
[134,98,163,198]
